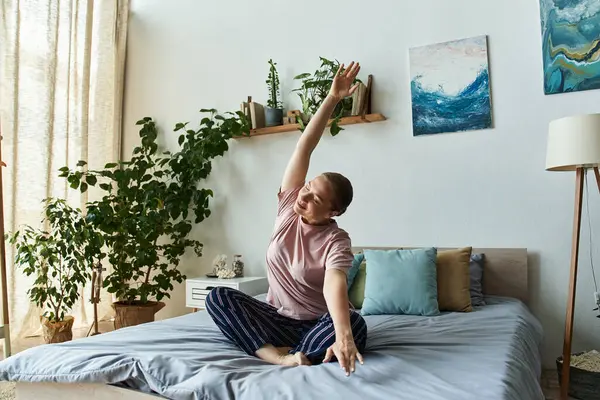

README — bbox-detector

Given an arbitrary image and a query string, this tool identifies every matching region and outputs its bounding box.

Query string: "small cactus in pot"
[265,59,283,127]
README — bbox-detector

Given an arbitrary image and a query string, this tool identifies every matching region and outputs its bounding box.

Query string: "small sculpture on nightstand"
[232,254,244,277]
[209,254,236,279]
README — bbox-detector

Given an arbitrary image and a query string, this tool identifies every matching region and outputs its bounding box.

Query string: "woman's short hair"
[322,172,353,216]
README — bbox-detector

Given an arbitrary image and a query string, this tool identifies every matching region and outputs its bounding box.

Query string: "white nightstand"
[185,276,269,311]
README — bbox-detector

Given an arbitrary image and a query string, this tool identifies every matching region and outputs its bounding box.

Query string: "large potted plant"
[59,109,250,329]
[293,57,360,135]
[7,198,105,343]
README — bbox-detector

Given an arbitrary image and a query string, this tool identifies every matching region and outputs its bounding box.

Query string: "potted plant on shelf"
[59,109,250,329]
[7,198,105,343]
[265,58,283,127]
[293,57,360,136]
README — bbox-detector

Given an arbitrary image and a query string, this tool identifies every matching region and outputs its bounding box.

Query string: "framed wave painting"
[540,0,600,95]
[409,35,492,137]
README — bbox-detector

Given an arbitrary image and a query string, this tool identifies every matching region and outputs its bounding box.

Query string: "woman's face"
[293,175,337,224]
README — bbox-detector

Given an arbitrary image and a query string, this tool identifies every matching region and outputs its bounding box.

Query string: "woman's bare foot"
[255,344,311,366]
[294,352,311,366]
[275,346,293,355]
[278,352,311,366]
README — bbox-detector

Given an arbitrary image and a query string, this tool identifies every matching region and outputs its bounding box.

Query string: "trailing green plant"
[292,57,360,136]
[7,198,106,323]
[266,59,282,109]
[59,109,250,305]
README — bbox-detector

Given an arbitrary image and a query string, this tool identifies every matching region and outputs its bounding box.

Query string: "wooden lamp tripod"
[87,262,105,337]
[545,114,600,400]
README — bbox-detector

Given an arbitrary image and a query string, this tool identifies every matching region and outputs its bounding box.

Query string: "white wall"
[123,0,600,367]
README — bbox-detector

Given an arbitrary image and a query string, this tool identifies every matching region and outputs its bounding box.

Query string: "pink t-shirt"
[265,185,354,320]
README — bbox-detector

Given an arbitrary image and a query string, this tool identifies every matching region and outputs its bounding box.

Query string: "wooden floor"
[0,330,568,399]
[0,320,115,361]
[0,321,115,399]
[541,369,576,400]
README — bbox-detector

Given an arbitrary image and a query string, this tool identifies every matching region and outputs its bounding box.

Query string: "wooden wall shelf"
[238,113,386,138]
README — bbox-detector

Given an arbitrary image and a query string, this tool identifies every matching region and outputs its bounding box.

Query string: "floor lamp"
[545,113,600,400]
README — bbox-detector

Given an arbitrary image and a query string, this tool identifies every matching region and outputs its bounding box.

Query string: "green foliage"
[59,109,250,304]
[7,199,106,322]
[292,57,360,136]
[266,59,282,109]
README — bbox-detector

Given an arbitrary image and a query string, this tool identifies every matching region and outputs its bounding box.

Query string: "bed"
[0,247,544,400]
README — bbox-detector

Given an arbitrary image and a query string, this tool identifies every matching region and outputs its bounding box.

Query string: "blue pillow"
[361,248,440,316]
[347,253,364,290]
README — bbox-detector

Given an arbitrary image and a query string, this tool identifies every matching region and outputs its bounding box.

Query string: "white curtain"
[0,0,129,338]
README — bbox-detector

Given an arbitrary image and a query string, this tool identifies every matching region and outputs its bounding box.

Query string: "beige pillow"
[436,247,473,312]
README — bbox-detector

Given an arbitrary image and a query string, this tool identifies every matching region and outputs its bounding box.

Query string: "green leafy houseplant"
[265,58,283,127]
[293,57,360,136]
[59,109,250,328]
[7,198,105,343]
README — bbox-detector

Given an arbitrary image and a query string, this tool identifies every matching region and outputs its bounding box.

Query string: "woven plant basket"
[41,315,74,344]
[112,301,165,330]
[556,353,600,400]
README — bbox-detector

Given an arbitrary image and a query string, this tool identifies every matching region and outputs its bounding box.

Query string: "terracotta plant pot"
[111,301,165,330]
[41,315,74,344]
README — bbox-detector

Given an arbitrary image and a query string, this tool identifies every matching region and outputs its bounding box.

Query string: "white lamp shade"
[546,113,600,171]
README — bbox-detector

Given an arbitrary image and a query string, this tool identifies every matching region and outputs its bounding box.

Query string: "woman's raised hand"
[328,61,361,102]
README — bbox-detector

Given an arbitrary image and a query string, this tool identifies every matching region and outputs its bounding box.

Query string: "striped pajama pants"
[205,286,367,364]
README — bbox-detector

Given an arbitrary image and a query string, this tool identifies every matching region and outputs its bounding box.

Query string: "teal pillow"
[361,248,440,316]
[347,253,364,290]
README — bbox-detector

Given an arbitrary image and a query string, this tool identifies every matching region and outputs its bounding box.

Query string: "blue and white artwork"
[540,0,600,95]
[409,35,492,136]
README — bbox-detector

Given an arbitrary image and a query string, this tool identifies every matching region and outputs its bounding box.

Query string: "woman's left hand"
[328,61,361,102]
[323,334,364,376]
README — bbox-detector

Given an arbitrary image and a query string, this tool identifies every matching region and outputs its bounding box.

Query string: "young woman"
[206,61,366,376]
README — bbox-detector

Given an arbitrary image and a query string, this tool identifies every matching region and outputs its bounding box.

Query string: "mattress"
[0,296,544,400]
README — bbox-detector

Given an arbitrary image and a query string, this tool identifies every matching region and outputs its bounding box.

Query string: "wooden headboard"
[351,247,529,304]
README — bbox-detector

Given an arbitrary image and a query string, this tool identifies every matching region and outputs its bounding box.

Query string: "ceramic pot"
[265,107,283,127]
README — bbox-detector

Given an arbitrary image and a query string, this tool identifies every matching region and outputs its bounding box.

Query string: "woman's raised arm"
[280,61,360,192]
